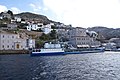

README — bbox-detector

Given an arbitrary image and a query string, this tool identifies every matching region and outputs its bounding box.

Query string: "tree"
[39,33,50,41]
[51,25,56,29]
[36,40,44,48]
[7,10,13,16]
[7,10,14,19]
[21,18,25,21]
[2,17,11,24]
[49,29,57,39]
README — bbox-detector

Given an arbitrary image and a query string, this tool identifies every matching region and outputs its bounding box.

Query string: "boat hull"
[65,51,81,54]
[31,52,65,56]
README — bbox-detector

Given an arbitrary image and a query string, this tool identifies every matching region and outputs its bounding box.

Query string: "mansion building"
[68,27,101,48]
[0,31,35,50]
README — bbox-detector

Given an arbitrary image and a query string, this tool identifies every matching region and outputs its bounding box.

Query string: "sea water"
[0,51,120,80]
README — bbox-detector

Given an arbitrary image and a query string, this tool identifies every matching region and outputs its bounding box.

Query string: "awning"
[77,45,89,47]
[91,45,100,47]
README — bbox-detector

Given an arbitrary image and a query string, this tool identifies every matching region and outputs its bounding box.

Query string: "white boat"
[31,42,65,56]
[31,42,105,56]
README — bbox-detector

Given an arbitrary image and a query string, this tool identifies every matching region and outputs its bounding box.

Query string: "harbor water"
[0,51,120,80]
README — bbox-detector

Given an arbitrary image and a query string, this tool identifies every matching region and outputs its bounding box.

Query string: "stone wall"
[0,50,29,55]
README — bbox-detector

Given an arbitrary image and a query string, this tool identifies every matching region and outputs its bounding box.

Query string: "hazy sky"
[0,0,120,28]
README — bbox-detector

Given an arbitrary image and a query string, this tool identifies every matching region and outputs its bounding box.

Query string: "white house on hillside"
[26,22,54,34]
[27,23,54,34]
[38,23,43,27]
[44,23,54,34]
[42,23,54,34]
[14,17,21,22]
[27,23,40,31]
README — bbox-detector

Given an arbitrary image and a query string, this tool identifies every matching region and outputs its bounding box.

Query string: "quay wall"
[0,50,30,55]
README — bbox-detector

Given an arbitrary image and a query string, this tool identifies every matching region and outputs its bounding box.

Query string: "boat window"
[36,49,41,52]
[39,49,41,52]
[36,49,39,52]
[33,49,35,52]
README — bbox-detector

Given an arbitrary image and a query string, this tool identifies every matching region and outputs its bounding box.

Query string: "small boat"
[31,42,65,56]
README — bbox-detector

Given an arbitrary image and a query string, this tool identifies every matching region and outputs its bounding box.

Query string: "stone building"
[7,23,18,30]
[0,31,35,50]
[68,27,101,48]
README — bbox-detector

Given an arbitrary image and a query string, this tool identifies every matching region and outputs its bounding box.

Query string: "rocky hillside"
[14,12,59,25]
[88,27,120,40]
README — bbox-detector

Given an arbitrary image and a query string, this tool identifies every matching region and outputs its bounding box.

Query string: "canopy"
[77,45,89,48]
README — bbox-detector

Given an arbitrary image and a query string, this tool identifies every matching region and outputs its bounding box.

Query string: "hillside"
[88,27,120,40]
[14,12,59,25]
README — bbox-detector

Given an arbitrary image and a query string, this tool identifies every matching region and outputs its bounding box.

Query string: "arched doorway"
[16,44,20,49]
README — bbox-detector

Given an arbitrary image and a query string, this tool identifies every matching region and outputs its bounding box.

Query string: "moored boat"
[65,47,105,54]
[31,42,105,56]
[31,42,65,56]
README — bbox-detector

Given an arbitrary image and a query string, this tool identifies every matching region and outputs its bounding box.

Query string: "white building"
[14,17,21,22]
[42,24,52,34]
[26,22,54,34]
[102,42,117,50]
[27,23,40,31]
[68,27,101,48]
[0,16,3,19]
[21,21,26,24]
[38,23,43,27]
[26,38,35,49]
[42,23,54,34]
[56,23,66,28]
[0,31,35,50]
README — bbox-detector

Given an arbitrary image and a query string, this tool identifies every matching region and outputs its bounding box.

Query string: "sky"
[0,0,120,28]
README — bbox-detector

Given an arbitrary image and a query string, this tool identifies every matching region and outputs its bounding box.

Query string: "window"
[12,36,14,38]
[3,35,4,38]
[7,45,9,48]
[2,45,4,48]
